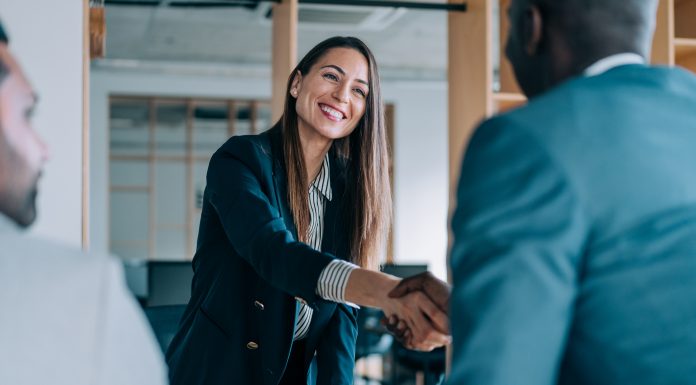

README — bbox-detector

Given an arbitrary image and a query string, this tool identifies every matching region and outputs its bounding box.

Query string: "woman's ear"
[290,71,302,98]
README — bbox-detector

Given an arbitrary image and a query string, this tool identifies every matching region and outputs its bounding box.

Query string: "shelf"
[675,38,696,58]
[493,92,527,112]
[675,38,696,73]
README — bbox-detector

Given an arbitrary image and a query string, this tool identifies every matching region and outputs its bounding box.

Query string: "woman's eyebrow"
[320,64,368,86]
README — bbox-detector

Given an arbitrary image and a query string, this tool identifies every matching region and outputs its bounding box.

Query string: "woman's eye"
[323,73,339,81]
[354,89,366,97]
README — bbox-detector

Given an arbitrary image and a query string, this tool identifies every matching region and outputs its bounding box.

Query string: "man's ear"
[290,70,302,97]
[524,5,544,56]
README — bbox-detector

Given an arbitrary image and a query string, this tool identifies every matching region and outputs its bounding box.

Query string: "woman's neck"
[298,124,333,184]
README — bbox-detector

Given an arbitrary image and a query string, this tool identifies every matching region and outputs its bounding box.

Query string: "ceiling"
[99,0,452,80]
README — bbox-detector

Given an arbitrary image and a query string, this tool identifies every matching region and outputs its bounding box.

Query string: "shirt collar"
[583,53,646,77]
[310,153,332,201]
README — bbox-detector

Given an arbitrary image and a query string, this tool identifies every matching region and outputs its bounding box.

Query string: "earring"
[291,89,297,96]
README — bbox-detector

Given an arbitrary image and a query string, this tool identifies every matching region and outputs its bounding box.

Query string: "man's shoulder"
[0,233,168,385]
[0,232,112,274]
[483,65,695,145]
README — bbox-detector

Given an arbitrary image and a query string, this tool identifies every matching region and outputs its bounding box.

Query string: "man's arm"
[448,117,589,385]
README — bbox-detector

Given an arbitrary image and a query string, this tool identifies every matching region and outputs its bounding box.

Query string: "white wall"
[384,82,449,280]
[0,1,85,247]
[91,67,449,279]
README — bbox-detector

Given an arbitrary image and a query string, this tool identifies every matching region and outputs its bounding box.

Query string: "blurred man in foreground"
[0,20,167,385]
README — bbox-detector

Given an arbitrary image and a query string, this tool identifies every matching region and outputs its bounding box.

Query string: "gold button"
[246,341,259,350]
[254,300,265,310]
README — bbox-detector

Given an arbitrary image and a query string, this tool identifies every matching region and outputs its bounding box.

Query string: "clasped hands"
[380,272,452,351]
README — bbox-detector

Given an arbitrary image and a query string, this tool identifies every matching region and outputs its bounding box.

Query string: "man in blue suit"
[447,0,696,383]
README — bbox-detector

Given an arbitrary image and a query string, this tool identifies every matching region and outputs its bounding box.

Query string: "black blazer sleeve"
[205,136,336,305]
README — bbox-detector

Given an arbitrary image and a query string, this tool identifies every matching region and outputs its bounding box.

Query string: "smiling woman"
[282,38,389,271]
[165,36,450,385]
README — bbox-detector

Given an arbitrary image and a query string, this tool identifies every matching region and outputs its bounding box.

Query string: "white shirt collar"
[310,153,332,201]
[583,53,646,77]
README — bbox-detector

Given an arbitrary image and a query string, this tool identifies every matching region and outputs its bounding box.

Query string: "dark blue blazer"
[166,124,358,385]
[449,65,696,384]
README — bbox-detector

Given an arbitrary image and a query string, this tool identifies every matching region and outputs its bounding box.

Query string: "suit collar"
[583,53,646,77]
[310,154,332,202]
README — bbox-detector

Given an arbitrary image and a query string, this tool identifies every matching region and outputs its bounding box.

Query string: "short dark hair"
[0,21,8,44]
[0,21,8,84]
[532,0,658,58]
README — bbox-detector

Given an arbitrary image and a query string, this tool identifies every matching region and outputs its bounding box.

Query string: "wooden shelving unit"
[493,92,527,112]
[448,0,525,210]
[653,0,696,72]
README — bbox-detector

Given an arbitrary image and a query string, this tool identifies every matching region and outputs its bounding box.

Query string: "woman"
[166,36,448,385]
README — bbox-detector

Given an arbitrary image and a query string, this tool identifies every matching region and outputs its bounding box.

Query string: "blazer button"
[246,341,259,350]
[254,300,265,310]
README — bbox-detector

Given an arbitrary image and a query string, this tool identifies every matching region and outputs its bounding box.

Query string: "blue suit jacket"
[166,124,358,385]
[449,65,696,385]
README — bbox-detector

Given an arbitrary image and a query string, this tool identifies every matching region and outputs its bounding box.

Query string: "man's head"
[505,0,659,98]
[0,22,48,227]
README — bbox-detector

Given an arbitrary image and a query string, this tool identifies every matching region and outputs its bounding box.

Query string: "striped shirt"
[293,154,359,341]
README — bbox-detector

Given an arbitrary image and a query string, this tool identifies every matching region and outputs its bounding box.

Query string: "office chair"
[354,307,394,384]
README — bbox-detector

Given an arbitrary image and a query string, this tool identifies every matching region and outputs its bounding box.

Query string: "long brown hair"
[280,36,391,271]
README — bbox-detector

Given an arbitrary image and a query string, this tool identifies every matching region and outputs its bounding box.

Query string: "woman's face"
[291,47,369,143]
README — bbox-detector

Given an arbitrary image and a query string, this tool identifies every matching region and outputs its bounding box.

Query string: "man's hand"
[389,271,451,313]
[382,272,452,349]
[380,290,451,351]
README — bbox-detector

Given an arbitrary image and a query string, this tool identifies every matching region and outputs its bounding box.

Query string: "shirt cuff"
[316,259,360,309]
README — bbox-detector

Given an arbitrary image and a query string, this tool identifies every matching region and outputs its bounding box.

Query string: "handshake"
[380,272,452,352]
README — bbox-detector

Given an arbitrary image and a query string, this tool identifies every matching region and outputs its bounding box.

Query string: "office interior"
[2,0,694,384]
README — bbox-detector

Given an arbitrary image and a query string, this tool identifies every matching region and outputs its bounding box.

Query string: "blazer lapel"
[269,126,298,240]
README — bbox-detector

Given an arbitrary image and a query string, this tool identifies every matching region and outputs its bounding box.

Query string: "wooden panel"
[271,0,298,122]
[676,44,696,72]
[675,37,696,59]
[83,0,91,250]
[652,0,675,65]
[493,92,527,113]
[448,0,493,211]
[227,101,236,137]
[675,0,696,38]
